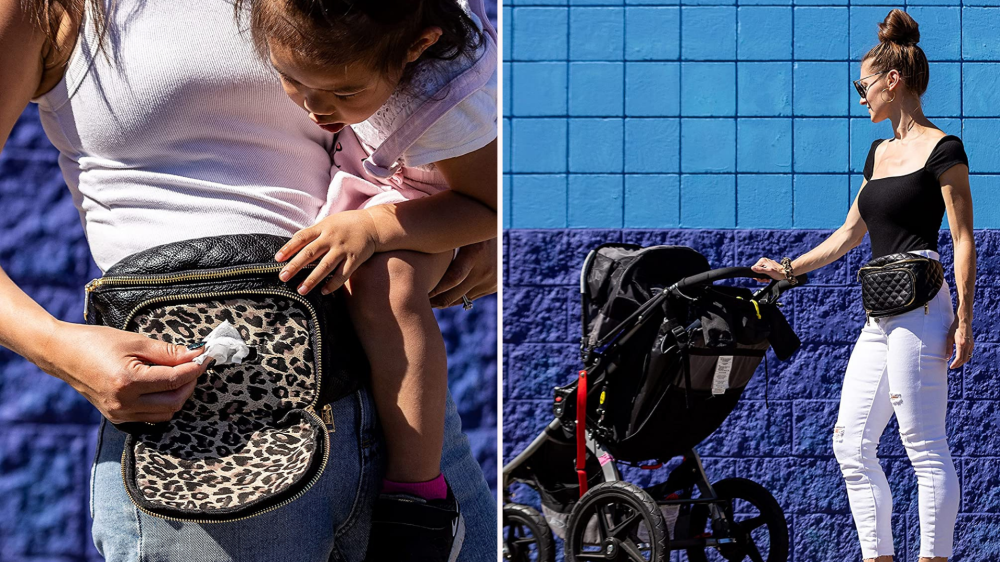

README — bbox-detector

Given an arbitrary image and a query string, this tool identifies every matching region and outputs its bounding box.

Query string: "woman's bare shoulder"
[35,1,83,97]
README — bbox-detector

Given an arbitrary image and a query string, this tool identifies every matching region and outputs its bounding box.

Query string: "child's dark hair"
[236,0,484,84]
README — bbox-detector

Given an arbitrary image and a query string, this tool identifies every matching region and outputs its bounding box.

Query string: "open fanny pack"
[84,234,368,522]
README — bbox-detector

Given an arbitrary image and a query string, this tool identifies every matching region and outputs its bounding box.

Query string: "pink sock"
[381,474,447,500]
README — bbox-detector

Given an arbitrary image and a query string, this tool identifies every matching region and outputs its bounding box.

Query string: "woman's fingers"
[136,377,200,414]
[130,360,206,395]
[951,339,973,369]
[430,284,468,309]
[429,245,479,299]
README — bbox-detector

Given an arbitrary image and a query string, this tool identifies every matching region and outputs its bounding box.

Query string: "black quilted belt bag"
[83,233,368,522]
[857,252,945,319]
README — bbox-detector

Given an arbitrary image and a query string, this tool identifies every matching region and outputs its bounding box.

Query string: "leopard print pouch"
[84,234,368,522]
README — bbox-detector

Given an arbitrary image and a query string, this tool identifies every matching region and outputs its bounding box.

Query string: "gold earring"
[880,88,895,103]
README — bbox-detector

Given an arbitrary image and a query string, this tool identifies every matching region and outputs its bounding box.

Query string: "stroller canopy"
[583,244,710,347]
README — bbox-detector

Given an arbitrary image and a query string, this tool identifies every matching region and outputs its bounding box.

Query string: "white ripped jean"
[833,250,960,560]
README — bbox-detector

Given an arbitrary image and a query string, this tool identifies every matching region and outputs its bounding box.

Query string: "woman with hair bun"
[752,9,973,562]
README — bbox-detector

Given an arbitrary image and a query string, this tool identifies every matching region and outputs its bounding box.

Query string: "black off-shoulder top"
[859,134,969,259]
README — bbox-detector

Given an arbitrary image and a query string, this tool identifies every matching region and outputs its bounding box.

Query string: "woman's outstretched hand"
[751,257,786,283]
[429,238,497,308]
[39,322,210,424]
[946,318,974,369]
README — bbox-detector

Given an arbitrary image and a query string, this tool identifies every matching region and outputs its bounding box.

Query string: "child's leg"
[343,249,454,484]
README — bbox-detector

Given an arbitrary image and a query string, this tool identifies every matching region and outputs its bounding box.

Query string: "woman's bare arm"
[940,163,975,368]
[0,0,209,422]
[0,0,64,361]
[752,180,870,279]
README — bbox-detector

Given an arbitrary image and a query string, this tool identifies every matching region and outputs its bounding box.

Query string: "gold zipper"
[83,264,313,321]
[857,258,930,278]
[119,406,331,524]
[321,403,336,432]
[115,286,329,523]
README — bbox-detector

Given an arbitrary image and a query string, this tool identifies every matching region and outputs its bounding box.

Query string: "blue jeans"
[90,389,496,561]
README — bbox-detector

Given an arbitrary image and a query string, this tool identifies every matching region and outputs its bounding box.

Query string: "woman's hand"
[751,257,786,283]
[429,238,497,308]
[39,321,210,424]
[946,318,973,369]
[274,210,379,296]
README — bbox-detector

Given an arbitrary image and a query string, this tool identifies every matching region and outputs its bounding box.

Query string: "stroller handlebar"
[671,266,760,289]
[670,266,809,298]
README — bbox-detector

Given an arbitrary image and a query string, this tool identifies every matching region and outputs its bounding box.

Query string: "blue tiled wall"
[503,2,1000,230]
[503,2,1000,561]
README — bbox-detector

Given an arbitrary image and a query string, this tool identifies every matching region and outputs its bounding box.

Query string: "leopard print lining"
[128,296,321,511]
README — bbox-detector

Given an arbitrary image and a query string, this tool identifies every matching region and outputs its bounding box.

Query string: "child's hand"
[274,210,380,295]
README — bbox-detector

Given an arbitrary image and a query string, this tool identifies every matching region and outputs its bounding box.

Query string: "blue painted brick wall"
[0,5,498,549]
[504,230,1000,562]
[504,2,1000,561]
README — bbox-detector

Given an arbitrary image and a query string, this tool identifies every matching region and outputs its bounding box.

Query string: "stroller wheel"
[685,478,788,562]
[503,503,556,562]
[566,481,668,562]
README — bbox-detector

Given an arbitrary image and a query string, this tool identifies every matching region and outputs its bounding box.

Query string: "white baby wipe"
[192,321,250,366]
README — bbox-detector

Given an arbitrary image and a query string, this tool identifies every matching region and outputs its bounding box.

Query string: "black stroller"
[502,244,806,562]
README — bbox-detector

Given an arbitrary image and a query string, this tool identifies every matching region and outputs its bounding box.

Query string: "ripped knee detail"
[889,393,903,407]
[833,425,846,444]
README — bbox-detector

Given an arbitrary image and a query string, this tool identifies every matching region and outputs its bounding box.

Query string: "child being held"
[237,0,497,560]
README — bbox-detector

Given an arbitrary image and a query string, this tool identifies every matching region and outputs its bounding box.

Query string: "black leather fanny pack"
[84,233,368,522]
[857,252,944,319]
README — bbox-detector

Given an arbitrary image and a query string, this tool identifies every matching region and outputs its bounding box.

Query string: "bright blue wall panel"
[505,3,1000,229]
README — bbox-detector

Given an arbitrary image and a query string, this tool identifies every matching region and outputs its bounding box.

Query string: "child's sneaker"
[364,483,465,562]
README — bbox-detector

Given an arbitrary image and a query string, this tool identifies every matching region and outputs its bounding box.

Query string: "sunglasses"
[853,71,888,100]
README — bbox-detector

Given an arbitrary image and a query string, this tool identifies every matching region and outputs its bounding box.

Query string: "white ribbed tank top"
[32,0,335,272]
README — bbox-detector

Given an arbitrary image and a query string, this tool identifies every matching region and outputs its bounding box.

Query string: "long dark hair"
[21,0,111,55]
[235,0,484,84]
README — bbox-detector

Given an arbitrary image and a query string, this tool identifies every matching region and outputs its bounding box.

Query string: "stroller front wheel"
[566,481,668,561]
[685,478,789,562]
[503,503,556,562]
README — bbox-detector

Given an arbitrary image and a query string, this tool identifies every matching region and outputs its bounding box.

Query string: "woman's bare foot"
[865,557,892,562]
[919,558,947,562]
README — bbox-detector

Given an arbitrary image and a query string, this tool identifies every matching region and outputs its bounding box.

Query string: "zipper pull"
[83,278,102,322]
[865,310,870,326]
[925,302,929,315]
[321,403,335,432]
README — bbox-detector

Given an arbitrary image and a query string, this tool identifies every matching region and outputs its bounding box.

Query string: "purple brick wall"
[0,106,496,561]
[502,227,1000,562]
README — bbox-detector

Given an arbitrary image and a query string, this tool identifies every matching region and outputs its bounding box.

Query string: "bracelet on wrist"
[780,257,798,285]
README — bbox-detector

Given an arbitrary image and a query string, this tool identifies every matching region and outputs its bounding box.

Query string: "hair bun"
[878,9,920,46]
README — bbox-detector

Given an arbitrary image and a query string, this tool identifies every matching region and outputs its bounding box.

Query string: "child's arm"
[367,137,497,251]
[275,138,498,296]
